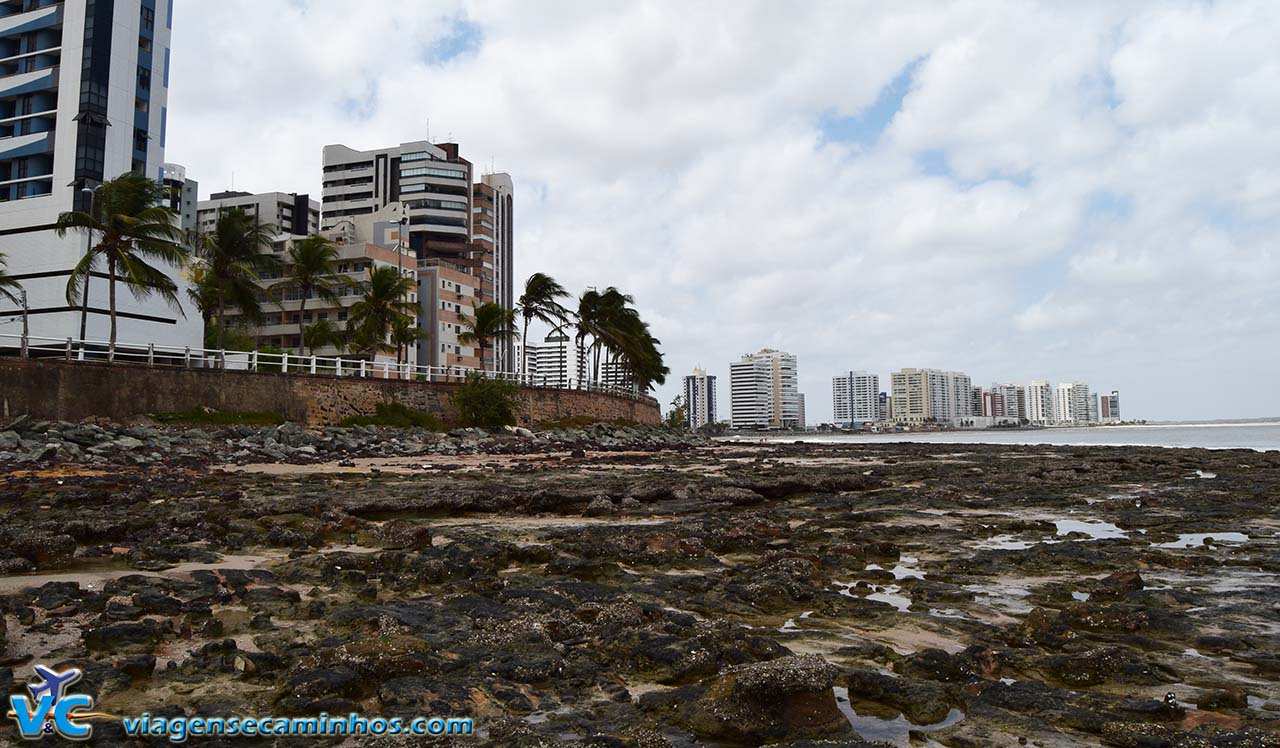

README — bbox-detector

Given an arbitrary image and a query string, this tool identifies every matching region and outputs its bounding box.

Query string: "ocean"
[734,422,1280,452]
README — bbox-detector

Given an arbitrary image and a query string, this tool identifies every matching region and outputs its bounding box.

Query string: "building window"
[134,128,148,153]
[137,66,151,90]
[141,7,155,30]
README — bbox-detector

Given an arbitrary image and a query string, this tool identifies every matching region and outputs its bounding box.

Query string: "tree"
[389,313,425,370]
[303,319,346,355]
[665,394,688,429]
[54,172,188,360]
[573,289,602,385]
[347,265,417,360]
[269,235,350,355]
[516,273,570,377]
[186,207,279,350]
[458,302,516,373]
[0,252,21,306]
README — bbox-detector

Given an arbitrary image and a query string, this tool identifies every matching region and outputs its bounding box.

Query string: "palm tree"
[347,265,417,361]
[186,208,279,351]
[0,252,21,306]
[303,319,346,355]
[516,273,570,377]
[389,313,425,371]
[573,289,602,386]
[458,302,516,373]
[269,235,350,355]
[589,286,637,381]
[54,172,188,360]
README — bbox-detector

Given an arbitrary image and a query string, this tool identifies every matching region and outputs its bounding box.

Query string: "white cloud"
[167,0,1280,421]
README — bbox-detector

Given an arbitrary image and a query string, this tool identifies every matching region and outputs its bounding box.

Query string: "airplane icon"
[27,665,83,705]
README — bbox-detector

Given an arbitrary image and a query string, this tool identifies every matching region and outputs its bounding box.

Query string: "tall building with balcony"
[1054,382,1093,425]
[522,330,585,389]
[321,140,517,371]
[1025,380,1055,425]
[832,370,879,426]
[160,162,196,233]
[197,190,319,237]
[1100,390,1121,423]
[0,0,198,346]
[683,367,717,429]
[729,349,799,429]
[991,383,1025,421]
[220,202,416,365]
[890,368,973,424]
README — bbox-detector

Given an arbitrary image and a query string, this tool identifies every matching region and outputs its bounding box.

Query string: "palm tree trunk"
[521,316,530,381]
[107,255,117,362]
[298,290,308,356]
[215,295,226,353]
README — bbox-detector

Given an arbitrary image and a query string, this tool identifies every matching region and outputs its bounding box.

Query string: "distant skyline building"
[522,331,586,389]
[1025,380,1055,425]
[197,190,319,237]
[1054,382,1093,425]
[991,383,1026,422]
[832,370,880,426]
[161,163,198,234]
[797,393,806,430]
[890,368,973,424]
[729,349,800,429]
[683,367,717,430]
[1101,390,1121,422]
[0,0,198,346]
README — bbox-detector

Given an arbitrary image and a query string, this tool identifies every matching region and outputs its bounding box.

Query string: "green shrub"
[339,403,445,430]
[453,372,519,430]
[152,408,285,426]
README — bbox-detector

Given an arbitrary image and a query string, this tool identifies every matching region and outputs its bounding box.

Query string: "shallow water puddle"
[1054,519,1128,540]
[866,585,912,612]
[974,534,1037,550]
[1155,532,1248,549]
[834,686,964,746]
[1193,470,1217,479]
[867,556,925,580]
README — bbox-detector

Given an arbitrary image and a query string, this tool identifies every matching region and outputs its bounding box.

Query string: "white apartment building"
[523,331,586,389]
[991,383,1026,422]
[1054,382,1093,425]
[1100,391,1121,423]
[0,0,199,347]
[1025,380,1055,425]
[683,367,717,429]
[197,190,319,237]
[729,349,799,429]
[472,172,515,369]
[797,393,806,430]
[832,370,880,426]
[890,368,973,424]
[223,202,416,365]
[160,163,197,233]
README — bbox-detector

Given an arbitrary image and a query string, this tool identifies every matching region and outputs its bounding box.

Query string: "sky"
[166,1,1280,423]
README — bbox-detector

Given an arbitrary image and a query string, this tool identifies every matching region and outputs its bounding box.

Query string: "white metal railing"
[0,332,656,403]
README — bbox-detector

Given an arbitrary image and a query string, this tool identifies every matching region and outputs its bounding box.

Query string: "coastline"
[1,424,1278,745]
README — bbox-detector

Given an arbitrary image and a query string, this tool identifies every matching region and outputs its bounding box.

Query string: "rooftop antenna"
[426,118,430,142]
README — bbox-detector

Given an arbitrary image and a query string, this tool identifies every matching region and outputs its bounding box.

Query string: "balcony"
[0,4,61,37]
[0,129,52,159]
[0,64,57,98]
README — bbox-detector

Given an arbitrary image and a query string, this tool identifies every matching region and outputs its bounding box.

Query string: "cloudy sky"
[168,1,1279,423]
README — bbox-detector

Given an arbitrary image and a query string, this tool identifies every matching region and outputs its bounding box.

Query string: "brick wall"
[0,360,660,428]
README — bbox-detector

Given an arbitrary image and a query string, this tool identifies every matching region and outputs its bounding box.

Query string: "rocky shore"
[1,421,1278,747]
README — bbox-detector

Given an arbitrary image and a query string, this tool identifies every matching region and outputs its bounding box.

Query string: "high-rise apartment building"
[729,349,799,429]
[1025,380,1055,425]
[321,140,516,370]
[160,163,197,233]
[1054,382,1093,425]
[797,393,806,430]
[522,331,586,389]
[890,368,973,424]
[991,383,1026,421]
[683,367,717,430]
[222,202,415,363]
[1100,390,1121,423]
[832,370,880,426]
[472,172,514,369]
[197,190,319,237]
[1,0,198,346]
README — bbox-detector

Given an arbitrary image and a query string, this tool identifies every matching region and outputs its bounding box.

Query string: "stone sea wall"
[0,359,660,428]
